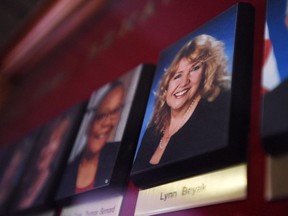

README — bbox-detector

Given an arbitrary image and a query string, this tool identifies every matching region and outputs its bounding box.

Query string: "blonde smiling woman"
[133,34,231,170]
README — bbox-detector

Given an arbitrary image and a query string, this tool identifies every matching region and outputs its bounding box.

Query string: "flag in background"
[262,23,281,94]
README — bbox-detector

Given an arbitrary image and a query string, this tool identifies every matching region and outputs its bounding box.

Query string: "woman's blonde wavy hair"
[149,34,230,132]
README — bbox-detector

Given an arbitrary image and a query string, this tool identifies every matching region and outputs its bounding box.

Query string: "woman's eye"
[173,73,181,80]
[190,65,200,72]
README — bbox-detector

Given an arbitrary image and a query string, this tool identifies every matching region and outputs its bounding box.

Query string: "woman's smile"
[173,87,190,98]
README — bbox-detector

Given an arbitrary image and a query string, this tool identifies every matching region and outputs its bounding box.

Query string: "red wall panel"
[1,0,288,215]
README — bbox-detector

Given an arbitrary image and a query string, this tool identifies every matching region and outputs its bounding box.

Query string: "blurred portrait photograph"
[56,68,141,200]
[0,132,37,212]
[132,6,242,175]
[262,0,288,155]
[12,103,86,212]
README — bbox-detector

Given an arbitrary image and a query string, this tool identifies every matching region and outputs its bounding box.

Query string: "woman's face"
[166,58,204,112]
[86,86,124,154]
[37,119,70,171]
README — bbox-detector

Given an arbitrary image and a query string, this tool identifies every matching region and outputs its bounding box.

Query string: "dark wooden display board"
[131,3,253,189]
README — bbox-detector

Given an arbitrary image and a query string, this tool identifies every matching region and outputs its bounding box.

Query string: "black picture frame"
[55,64,155,205]
[0,130,40,215]
[10,102,87,215]
[131,3,254,189]
[261,0,288,156]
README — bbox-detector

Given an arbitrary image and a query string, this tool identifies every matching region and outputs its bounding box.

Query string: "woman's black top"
[132,90,230,172]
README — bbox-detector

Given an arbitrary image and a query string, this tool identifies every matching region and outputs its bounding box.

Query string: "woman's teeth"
[174,89,188,97]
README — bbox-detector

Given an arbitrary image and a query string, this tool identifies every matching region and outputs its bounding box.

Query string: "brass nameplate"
[135,164,247,215]
[266,155,288,200]
[60,195,123,216]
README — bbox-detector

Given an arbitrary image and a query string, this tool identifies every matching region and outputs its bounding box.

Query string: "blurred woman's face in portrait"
[86,86,124,154]
[37,119,70,171]
[166,58,204,113]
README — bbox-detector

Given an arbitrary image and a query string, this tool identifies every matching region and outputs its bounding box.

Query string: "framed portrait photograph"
[0,130,39,215]
[11,102,87,215]
[55,64,155,204]
[262,0,288,201]
[131,3,254,189]
[262,0,288,156]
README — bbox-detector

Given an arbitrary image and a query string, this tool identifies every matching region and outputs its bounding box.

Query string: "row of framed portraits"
[0,1,287,215]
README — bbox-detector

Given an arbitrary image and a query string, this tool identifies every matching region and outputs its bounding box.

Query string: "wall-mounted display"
[262,0,288,156]
[131,3,254,189]
[11,102,87,215]
[0,130,39,215]
[262,0,288,201]
[55,64,155,204]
